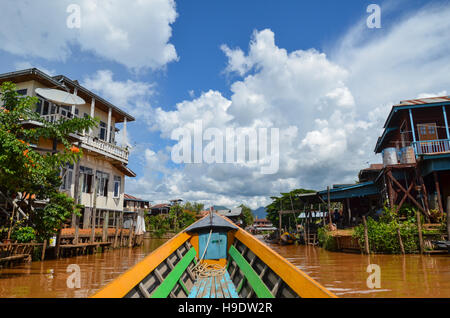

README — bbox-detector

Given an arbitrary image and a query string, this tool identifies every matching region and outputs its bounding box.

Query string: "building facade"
[0,68,136,229]
[374,95,450,220]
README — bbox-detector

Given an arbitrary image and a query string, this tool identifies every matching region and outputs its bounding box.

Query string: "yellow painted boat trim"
[234,228,337,298]
[91,232,191,298]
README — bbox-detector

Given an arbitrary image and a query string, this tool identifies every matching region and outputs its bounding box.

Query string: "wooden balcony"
[413,139,450,155]
[80,135,129,164]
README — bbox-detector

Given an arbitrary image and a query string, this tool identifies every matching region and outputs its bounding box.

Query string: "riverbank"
[1,236,448,298]
[0,238,167,298]
[265,241,450,298]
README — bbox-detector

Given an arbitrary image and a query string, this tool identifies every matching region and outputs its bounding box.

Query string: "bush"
[318,227,338,251]
[146,214,170,238]
[353,217,420,254]
[11,226,36,243]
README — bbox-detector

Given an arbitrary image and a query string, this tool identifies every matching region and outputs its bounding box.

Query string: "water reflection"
[0,238,167,298]
[266,242,450,298]
[0,237,449,298]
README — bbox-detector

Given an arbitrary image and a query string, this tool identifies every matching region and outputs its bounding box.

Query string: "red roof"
[395,95,450,107]
[124,194,141,200]
[152,203,171,209]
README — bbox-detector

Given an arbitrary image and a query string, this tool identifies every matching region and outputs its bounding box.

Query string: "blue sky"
[1,0,450,208]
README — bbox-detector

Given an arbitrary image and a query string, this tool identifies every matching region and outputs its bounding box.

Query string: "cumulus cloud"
[13,61,56,76]
[82,70,154,116]
[0,0,178,71]
[135,2,450,209]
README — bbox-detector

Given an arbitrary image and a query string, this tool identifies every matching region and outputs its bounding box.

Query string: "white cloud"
[82,69,155,148]
[14,61,56,76]
[136,3,450,209]
[0,0,178,71]
[82,69,154,116]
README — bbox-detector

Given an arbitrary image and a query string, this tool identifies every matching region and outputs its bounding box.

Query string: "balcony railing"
[80,135,129,163]
[413,139,450,155]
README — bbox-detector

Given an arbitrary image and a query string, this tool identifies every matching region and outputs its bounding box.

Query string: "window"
[42,101,49,115]
[60,164,74,191]
[99,121,107,141]
[80,166,93,193]
[113,176,121,198]
[35,99,42,114]
[96,171,109,197]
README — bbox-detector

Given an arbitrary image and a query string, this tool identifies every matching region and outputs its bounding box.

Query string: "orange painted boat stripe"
[91,232,191,298]
[234,229,337,298]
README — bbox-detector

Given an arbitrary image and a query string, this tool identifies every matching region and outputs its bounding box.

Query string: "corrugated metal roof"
[217,207,242,217]
[184,212,239,233]
[395,95,450,107]
[151,203,171,209]
[124,194,149,202]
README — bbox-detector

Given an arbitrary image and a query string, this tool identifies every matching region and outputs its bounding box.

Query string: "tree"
[265,189,317,230]
[0,82,97,241]
[239,204,254,228]
[183,201,204,215]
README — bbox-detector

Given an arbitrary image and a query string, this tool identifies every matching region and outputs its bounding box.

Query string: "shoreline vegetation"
[0,82,96,247]
[145,203,254,239]
[264,188,447,255]
[318,204,447,254]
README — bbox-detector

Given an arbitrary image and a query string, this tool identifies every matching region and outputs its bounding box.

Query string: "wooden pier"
[0,243,44,267]
[55,227,142,258]
[0,227,144,268]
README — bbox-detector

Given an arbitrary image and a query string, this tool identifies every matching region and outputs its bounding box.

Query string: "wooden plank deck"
[188,272,239,298]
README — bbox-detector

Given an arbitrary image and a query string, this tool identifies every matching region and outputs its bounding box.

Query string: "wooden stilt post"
[129,213,136,248]
[447,197,450,240]
[114,212,119,248]
[362,216,370,254]
[71,162,80,228]
[278,211,282,234]
[102,210,109,242]
[54,228,62,259]
[74,214,79,245]
[416,209,424,254]
[91,174,98,244]
[397,227,405,254]
[346,198,351,226]
[119,211,124,247]
[327,186,332,226]
[433,171,444,217]
[90,209,96,243]
[41,239,47,261]
[387,169,395,209]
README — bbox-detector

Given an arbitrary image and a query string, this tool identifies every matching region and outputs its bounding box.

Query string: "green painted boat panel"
[228,245,274,298]
[150,247,197,298]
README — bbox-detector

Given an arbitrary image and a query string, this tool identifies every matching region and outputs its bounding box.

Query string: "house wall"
[13,78,127,216]
[382,106,450,151]
[14,80,117,141]
[411,107,449,141]
[76,154,125,211]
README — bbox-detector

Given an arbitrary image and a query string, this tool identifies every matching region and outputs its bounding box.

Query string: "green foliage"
[31,192,81,241]
[265,188,317,229]
[146,214,171,238]
[182,202,204,214]
[11,226,36,243]
[0,82,97,241]
[239,204,254,227]
[145,202,199,238]
[317,227,338,251]
[353,212,421,254]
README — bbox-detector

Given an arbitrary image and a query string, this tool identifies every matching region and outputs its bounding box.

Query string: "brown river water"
[0,238,449,298]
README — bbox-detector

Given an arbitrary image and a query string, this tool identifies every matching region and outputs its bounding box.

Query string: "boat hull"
[92,215,336,298]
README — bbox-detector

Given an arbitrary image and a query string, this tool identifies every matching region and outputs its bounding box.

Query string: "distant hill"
[252,207,267,219]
